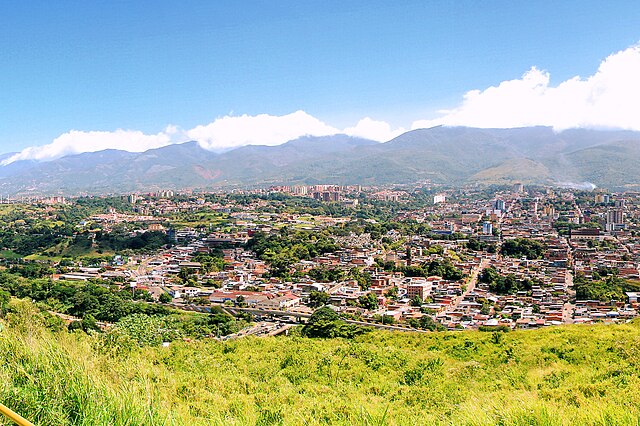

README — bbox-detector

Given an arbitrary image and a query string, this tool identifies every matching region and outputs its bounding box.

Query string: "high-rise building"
[494,199,506,211]
[482,222,493,235]
[607,209,624,224]
[313,191,340,202]
[606,208,625,231]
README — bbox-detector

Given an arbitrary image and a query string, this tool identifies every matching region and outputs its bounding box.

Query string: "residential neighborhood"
[17,183,640,335]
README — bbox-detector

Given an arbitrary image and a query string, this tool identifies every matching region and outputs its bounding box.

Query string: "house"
[626,292,640,304]
[256,294,301,310]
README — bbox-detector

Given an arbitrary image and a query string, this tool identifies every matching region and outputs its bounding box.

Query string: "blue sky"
[1,1,640,160]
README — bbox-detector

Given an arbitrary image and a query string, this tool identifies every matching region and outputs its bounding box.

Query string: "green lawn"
[0,250,22,260]
[3,302,640,425]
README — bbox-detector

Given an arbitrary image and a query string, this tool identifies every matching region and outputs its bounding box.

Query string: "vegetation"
[500,237,546,259]
[307,290,330,308]
[5,300,640,424]
[573,272,640,301]
[357,292,379,310]
[406,315,446,331]
[378,259,465,281]
[0,272,170,323]
[68,230,172,254]
[466,238,497,253]
[301,307,370,339]
[0,272,247,337]
[247,229,339,278]
[479,267,539,295]
[306,265,345,282]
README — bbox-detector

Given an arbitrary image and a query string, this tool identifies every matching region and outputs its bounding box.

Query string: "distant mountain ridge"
[2,127,640,195]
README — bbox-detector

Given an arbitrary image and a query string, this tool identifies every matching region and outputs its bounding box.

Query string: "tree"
[500,238,545,259]
[159,292,172,304]
[573,272,639,302]
[427,245,444,255]
[349,268,372,290]
[358,292,379,311]
[81,314,100,332]
[381,314,396,325]
[302,307,342,338]
[410,295,423,307]
[308,291,330,308]
[418,315,444,331]
[0,289,9,314]
[302,307,368,339]
[385,286,399,301]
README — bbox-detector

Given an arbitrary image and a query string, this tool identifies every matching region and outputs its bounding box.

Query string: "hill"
[4,300,640,425]
[2,127,640,194]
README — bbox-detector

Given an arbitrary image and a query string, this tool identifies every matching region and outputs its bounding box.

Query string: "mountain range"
[2,126,640,195]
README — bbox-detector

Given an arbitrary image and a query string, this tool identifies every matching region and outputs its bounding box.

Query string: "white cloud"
[2,129,174,165]
[412,44,640,131]
[3,111,406,165]
[343,117,406,141]
[187,110,339,150]
[10,45,640,165]
[13,45,640,164]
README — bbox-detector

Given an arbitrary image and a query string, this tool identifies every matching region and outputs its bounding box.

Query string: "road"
[563,268,575,323]
[225,306,427,333]
[448,258,489,312]
[221,321,293,340]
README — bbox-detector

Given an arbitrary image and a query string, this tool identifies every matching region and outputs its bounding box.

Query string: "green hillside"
[2,301,640,425]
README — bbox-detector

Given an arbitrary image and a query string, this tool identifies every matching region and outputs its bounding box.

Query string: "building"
[494,199,506,211]
[570,228,602,241]
[606,209,625,231]
[462,213,483,224]
[313,191,340,202]
[433,194,446,204]
[482,222,493,235]
[406,281,432,301]
[157,190,174,198]
[291,186,308,196]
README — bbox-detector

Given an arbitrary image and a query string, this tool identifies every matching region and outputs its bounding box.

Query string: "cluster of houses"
[47,187,640,331]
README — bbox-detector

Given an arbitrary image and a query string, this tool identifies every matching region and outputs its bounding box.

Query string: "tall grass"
[2,300,640,425]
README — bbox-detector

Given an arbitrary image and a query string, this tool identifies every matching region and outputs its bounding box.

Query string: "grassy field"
[2,303,640,425]
[0,250,22,260]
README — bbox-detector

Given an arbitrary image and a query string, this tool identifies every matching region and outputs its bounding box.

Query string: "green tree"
[0,289,9,314]
[235,295,247,307]
[81,314,100,333]
[308,291,330,308]
[158,292,172,304]
[358,292,379,311]
[410,295,423,307]
[385,286,399,301]
[302,307,368,338]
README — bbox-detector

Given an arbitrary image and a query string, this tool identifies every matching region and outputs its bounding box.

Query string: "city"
[3,2,640,424]
[10,183,640,336]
